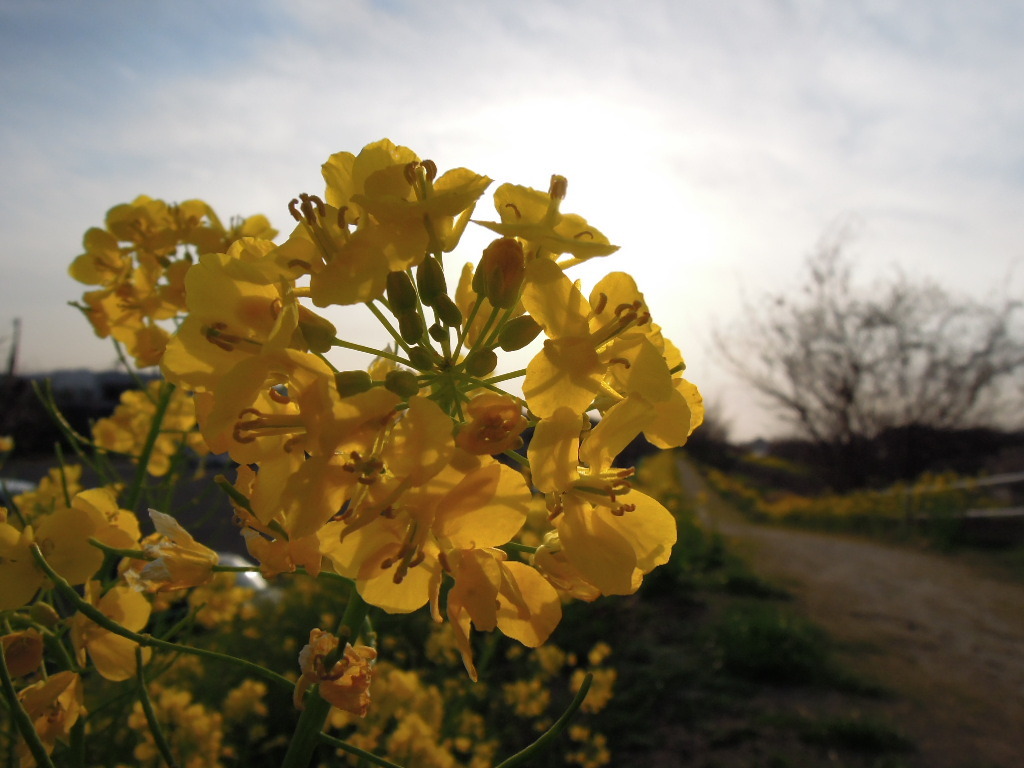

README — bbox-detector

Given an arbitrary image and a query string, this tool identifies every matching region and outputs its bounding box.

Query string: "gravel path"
[676,457,1024,768]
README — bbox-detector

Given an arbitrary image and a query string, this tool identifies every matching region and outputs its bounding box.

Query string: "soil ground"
[675,457,1024,768]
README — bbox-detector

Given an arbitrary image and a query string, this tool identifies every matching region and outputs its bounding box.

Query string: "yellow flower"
[15,671,84,767]
[200,348,339,465]
[455,393,529,456]
[0,522,42,610]
[186,572,256,628]
[93,382,205,476]
[70,486,142,552]
[0,492,132,609]
[528,407,676,596]
[320,451,529,616]
[127,685,224,768]
[475,176,618,262]
[324,139,490,262]
[81,264,176,367]
[1,628,44,677]
[293,629,376,716]
[160,238,298,393]
[69,226,131,287]
[125,510,218,592]
[519,259,674,419]
[222,679,268,722]
[72,581,152,681]
[12,465,83,519]
[445,547,562,681]
[531,531,601,602]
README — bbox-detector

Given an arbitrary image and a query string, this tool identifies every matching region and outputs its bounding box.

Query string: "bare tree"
[717,230,1024,486]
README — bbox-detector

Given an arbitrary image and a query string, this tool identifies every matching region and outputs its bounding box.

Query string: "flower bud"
[29,602,61,629]
[498,315,542,351]
[428,322,447,343]
[398,310,425,344]
[463,348,498,378]
[1,629,44,677]
[479,238,525,309]
[298,312,337,354]
[335,370,373,397]
[548,174,568,200]
[407,345,435,371]
[416,256,447,307]
[384,370,420,398]
[433,294,463,328]
[386,270,419,314]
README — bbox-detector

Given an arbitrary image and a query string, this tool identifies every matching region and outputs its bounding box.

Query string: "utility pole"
[4,318,19,377]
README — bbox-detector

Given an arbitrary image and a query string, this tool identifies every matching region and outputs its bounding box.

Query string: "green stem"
[501,450,529,468]
[452,292,486,362]
[281,588,370,768]
[494,672,593,768]
[365,301,413,355]
[31,380,92,448]
[330,336,410,366]
[55,445,74,507]
[135,646,179,768]
[69,717,86,767]
[29,545,293,692]
[113,338,153,395]
[124,381,176,511]
[500,541,538,555]
[481,305,517,351]
[88,538,150,560]
[462,305,501,367]
[483,368,527,385]
[0,637,57,768]
[446,370,526,406]
[318,731,405,768]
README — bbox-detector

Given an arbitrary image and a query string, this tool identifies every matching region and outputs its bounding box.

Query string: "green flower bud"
[428,322,448,343]
[29,602,62,629]
[385,369,420,398]
[386,270,419,314]
[398,310,425,344]
[407,345,435,371]
[479,237,525,309]
[299,319,336,353]
[464,348,498,378]
[335,370,373,397]
[498,315,542,351]
[433,294,463,328]
[416,255,448,307]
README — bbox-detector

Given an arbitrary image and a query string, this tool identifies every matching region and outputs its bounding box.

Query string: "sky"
[1,0,1022,440]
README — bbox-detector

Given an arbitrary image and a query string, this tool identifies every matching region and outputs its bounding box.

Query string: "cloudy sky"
[2,0,1022,439]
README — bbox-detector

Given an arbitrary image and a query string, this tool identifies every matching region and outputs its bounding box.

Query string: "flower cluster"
[154,138,703,677]
[1,137,703,767]
[69,195,276,367]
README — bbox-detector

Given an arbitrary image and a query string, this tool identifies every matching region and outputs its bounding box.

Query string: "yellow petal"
[644,378,704,449]
[496,560,562,647]
[521,257,591,339]
[435,460,531,548]
[558,503,638,596]
[603,490,677,573]
[580,395,655,472]
[528,408,584,493]
[523,338,604,419]
[383,396,455,486]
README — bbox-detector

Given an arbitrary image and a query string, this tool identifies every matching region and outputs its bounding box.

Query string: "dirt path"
[675,458,1024,768]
